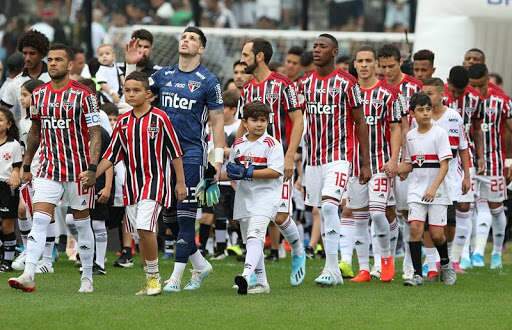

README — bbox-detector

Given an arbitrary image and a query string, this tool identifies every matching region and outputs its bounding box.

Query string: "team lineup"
[0,26,510,295]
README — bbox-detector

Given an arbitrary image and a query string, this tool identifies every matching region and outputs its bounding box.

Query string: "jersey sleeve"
[103,121,126,164]
[266,141,284,175]
[236,90,246,120]
[436,129,453,161]
[504,96,512,119]
[29,91,40,121]
[82,91,101,127]
[206,77,224,111]
[0,80,17,108]
[347,81,363,110]
[472,96,484,120]
[387,91,402,123]
[282,82,300,114]
[404,134,412,164]
[457,115,468,150]
[149,70,162,95]
[161,115,183,160]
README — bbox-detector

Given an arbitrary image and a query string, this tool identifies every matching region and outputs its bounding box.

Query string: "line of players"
[1,26,510,294]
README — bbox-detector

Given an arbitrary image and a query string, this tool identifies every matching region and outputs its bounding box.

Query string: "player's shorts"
[178,164,203,208]
[457,167,477,203]
[32,177,94,211]
[125,199,162,232]
[90,202,109,222]
[304,160,351,207]
[20,182,34,218]
[477,175,506,203]
[0,181,19,219]
[107,206,125,229]
[408,202,448,227]
[216,185,235,220]
[238,215,271,243]
[347,173,395,209]
[277,179,293,214]
[394,177,409,211]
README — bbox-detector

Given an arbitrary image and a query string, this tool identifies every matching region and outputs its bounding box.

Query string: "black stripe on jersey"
[325,76,335,163]
[62,90,74,179]
[149,114,159,199]
[412,163,440,168]
[314,77,323,164]
[370,88,378,173]
[49,92,60,178]
[75,91,87,176]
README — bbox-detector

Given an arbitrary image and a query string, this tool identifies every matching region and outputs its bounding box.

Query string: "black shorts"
[90,202,109,222]
[107,206,125,229]
[201,185,235,220]
[0,181,19,219]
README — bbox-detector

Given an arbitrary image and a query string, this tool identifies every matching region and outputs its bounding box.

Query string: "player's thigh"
[458,168,476,203]
[126,200,162,232]
[90,202,109,222]
[408,202,428,238]
[478,176,506,203]
[304,165,322,207]
[181,163,204,205]
[321,160,350,201]
[63,181,94,212]
[32,178,64,210]
[426,204,448,227]
[394,177,409,211]
[238,218,249,244]
[347,176,369,209]
[247,215,271,242]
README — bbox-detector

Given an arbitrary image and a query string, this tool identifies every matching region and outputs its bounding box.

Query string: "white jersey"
[220,119,240,186]
[230,132,284,219]
[18,117,41,175]
[0,139,23,182]
[405,125,453,205]
[433,107,468,201]
[96,64,122,103]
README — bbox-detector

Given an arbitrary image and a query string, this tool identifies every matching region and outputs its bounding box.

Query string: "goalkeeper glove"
[195,163,221,207]
[226,160,254,180]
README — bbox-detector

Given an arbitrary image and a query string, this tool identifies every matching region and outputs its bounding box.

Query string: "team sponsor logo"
[161,93,197,110]
[365,115,380,125]
[41,117,72,129]
[85,113,100,126]
[195,71,206,80]
[148,125,159,139]
[175,83,186,89]
[306,102,337,115]
[416,155,425,167]
[188,80,201,92]
[164,70,173,76]
[485,107,497,115]
[215,83,223,104]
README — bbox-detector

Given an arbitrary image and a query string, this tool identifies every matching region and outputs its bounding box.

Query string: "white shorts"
[347,173,395,209]
[408,202,448,227]
[20,183,34,218]
[239,215,271,243]
[277,179,293,214]
[477,175,506,203]
[305,160,350,207]
[125,199,162,232]
[394,177,409,211]
[457,167,476,203]
[32,178,94,211]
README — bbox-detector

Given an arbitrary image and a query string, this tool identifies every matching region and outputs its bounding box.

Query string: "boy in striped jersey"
[96,72,187,296]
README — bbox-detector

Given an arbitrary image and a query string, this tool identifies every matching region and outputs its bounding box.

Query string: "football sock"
[42,221,56,264]
[189,250,210,270]
[425,247,438,271]
[18,217,32,249]
[254,253,268,285]
[452,210,471,262]
[65,213,78,239]
[409,241,423,276]
[199,223,211,252]
[354,215,370,271]
[175,210,197,263]
[371,220,381,270]
[473,201,492,255]
[24,212,51,280]
[399,214,413,272]
[75,217,95,281]
[321,202,341,273]
[389,218,399,256]
[278,216,304,256]
[92,220,108,269]
[339,216,355,263]
[435,240,449,266]
[490,206,506,254]
[370,210,391,257]
[215,218,227,253]
[145,259,159,278]
[242,238,263,278]
[170,262,186,284]
[2,232,16,262]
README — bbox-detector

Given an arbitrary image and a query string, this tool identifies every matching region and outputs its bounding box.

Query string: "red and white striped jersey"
[353,80,402,175]
[390,74,423,116]
[103,107,183,207]
[237,72,300,149]
[297,69,363,166]
[443,84,482,135]
[479,88,512,176]
[30,80,100,182]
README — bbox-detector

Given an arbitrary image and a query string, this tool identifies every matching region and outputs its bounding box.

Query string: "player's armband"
[85,112,101,127]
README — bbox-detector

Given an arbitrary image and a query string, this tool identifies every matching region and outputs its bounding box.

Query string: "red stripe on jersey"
[411,154,439,161]
[448,136,459,148]
[236,155,267,164]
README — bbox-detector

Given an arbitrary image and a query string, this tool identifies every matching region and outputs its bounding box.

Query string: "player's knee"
[385,207,396,222]
[408,221,423,240]
[341,206,352,218]
[430,231,445,245]
[369,210,387,230]
[456,202,470,212]
[321,201,340,233]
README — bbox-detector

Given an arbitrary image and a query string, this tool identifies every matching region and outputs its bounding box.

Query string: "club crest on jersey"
[329,88,341,98]
[188,81,201,92]
[266,93,279,105]
[2,152,12,161]
[416,155,425,167]
[464,106,475,114]
[372,99,384,110]
[148,125,159,139]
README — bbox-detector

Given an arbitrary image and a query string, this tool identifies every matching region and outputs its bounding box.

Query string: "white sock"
[214,228,227,245]
[339,217,355,263]
[18,217,32,249]
[23,212,51,280]
[370,211,391,257]
[278,217,304,256]
[242,238,263,277]
[474,202,492,255]
[254,253,268,285]
[389,218,399,257]
[398,214,412,272]
[75,217,95,281]
[490,206,507,254]
[297,221,304,244]
[447,241,453,260]
[92,220,107,269]
[170,262,187,284]
[42,221,56,264]
[370,220,381,270]
[354,215,370,271]
[145,259,159,278]
[321,202,341,273]
[189,250,210,270]
[452,210,472,262]
[66,213,78,239]
[425,247,438,271]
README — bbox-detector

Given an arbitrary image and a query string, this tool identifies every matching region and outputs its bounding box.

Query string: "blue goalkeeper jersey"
[150,64,223,166]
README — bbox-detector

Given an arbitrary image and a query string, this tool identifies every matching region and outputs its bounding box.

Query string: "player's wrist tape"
[214,148,224,164]
[23,164,31,172]
[88,164,98,172]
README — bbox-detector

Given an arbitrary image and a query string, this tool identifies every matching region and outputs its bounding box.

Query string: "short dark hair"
[17,29,50,56]
[448,66,469,89]
[125,71,150,90]
[72,47,85,55]
[378,44,401,62]
[131,29,154,45]
[413,49,435,65]
[223,89,240,108]
[287,46,304,57]
[489,73,503,85]
[422,77,444,90]
[233,60,245,69]
[466,48,485,61]
[78,78,97,94]
[300,51,313,67]
[319,33,338,48]
[101,102,119,116]
[243,101,271,120]
[223,78,235,91]
[467,63,488,80]
[336,55,351,64]
[183,26,207,47]
[268,62,282,72]
[248,38,273,64]
[6,52,24,73]
[21,79,45,93]
[354,45,376,59]
[49,43,75,60]
[410,92,432,110]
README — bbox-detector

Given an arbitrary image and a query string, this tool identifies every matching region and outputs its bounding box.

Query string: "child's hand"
[8,170,20,189]
[422,186,437,203]
[97,187,111,204]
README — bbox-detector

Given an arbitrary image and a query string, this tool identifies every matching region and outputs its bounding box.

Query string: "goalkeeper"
[223,101,284,295]
[150,26,225,293]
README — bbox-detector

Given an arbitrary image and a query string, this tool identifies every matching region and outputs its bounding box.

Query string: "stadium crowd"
[0,10,510,295]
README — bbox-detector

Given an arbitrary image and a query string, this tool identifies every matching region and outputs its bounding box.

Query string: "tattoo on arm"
[88,126,102,165]
[23,121,41,166]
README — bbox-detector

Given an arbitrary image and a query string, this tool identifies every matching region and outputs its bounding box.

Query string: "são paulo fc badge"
[416,155,425,167]
[188,80,201,93]
[148,125,159,139]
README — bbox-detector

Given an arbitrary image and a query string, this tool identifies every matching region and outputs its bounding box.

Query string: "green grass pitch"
[0,247,510,329]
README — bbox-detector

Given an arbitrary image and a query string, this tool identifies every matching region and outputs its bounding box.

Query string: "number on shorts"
[335,172,347,188]
[281,183,289,200]
[490,178,504,192]
[373,177,388,193]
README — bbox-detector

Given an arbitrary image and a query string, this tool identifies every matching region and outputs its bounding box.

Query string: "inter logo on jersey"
[188,80,201,93]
